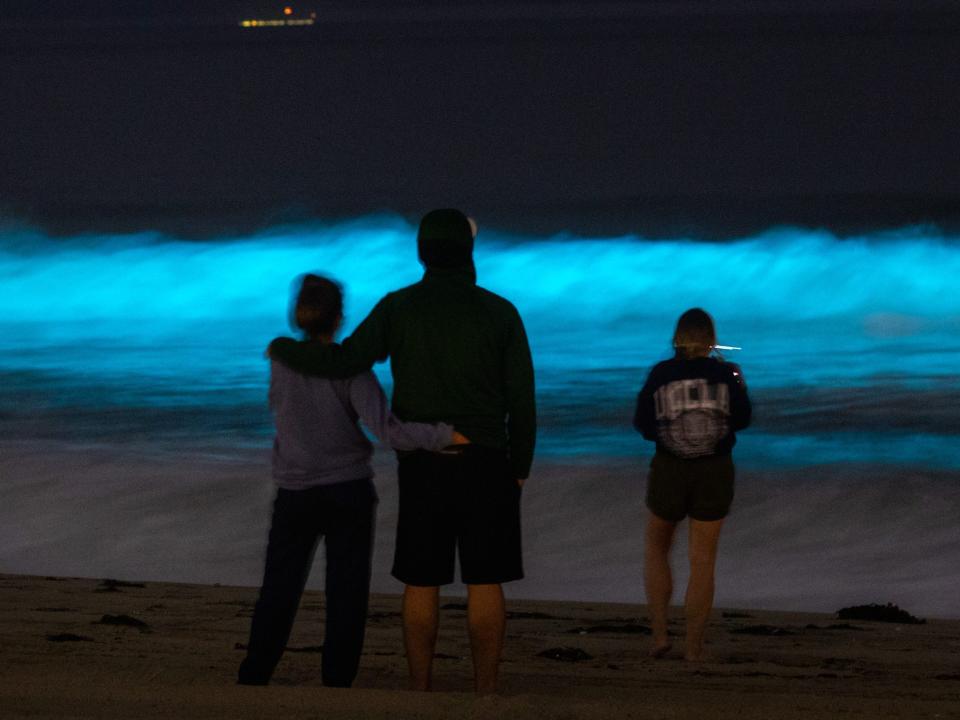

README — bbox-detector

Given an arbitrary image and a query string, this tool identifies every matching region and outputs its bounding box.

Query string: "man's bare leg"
[685,518,724,662]
[466,583,505,693]
[402,585,439,690]
[644,512,677,658]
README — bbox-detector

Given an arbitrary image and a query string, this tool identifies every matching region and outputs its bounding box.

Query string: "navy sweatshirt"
[634,356,751,460]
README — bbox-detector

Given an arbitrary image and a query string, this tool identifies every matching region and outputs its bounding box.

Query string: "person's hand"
[451,430,471,445]
[517,477,526,489]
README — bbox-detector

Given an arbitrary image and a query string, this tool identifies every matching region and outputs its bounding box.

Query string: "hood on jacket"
[417,208,475,269]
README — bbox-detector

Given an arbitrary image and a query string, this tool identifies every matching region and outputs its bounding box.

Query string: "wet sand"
[2,574,958,719]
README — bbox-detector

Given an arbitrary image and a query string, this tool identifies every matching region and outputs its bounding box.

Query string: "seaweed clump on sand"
[837,603,925,625]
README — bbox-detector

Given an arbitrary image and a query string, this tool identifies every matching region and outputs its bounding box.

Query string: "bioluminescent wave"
[4,221,959,339]
[2,218,958,463]
[3,216,960,616]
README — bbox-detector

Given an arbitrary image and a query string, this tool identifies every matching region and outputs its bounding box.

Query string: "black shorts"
[645,451,735,523]
[391,446,523,586]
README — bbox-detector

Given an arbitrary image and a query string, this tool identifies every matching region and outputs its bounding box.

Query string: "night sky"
[2,1,959,236]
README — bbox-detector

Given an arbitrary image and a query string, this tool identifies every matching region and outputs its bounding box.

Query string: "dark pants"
[238,478,377,687]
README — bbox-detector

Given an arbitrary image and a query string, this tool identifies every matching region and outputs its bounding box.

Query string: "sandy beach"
[1,574,958,719]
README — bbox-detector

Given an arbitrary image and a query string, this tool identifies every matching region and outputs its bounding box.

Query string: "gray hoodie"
[270,360,454,490]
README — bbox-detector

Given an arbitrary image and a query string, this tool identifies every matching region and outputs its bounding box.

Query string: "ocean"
[2,216,958,618]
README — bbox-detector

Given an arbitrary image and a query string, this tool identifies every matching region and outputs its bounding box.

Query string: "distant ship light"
[238,13,315,28]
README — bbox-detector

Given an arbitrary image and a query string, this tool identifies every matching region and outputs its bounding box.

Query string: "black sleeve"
[504,310,537,480]
[268,296,391,378]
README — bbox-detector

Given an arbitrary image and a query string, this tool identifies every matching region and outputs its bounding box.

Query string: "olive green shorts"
[645,452,735,522]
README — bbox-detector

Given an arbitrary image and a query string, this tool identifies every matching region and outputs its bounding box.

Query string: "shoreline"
[2,573,958,718]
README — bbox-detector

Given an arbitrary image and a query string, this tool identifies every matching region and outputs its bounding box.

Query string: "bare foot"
[684,650,707,663]
[649,640,673,659]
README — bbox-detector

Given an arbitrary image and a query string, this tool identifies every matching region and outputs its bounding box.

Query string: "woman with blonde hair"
[633,308,751,661]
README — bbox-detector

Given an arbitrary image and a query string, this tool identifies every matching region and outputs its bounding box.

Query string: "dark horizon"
[6,193,960,242]
[2,1,959,239]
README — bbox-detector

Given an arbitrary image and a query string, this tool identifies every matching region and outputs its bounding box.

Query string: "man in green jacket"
[268,208,535,693]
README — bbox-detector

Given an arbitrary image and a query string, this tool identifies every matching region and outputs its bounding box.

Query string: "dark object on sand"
[93,614,151,632]
[722,612,754,619]
[507,610,556,620]
[95,579,145,593]
[538,647,593,662]
[440,603,468,611]
[567,624,652,635]
[730,625,796,636]
[837,603,925,625]
[805,623,866,631]
[47,633,93,642]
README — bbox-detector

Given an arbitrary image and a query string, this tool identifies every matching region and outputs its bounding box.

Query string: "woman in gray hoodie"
[238,274,466,687]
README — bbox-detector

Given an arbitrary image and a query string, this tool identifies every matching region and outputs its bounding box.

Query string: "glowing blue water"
[2,217,958,466]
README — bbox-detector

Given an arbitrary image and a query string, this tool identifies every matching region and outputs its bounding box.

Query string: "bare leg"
[644,512,677,657]
[685,518,724,662]
[466,583,505,693]
[402,585,439,690]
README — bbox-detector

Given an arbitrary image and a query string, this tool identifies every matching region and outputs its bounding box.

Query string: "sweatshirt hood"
[417,208,475,269]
